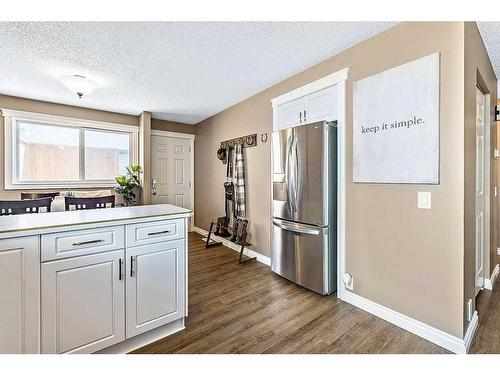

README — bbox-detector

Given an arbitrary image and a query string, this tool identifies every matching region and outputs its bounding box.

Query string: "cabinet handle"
[130,256,136,277]
[119,258,124,281]
[147,230,171,236]
[299,111,302,124]
[72,239,104,246]
[304,110,307,123]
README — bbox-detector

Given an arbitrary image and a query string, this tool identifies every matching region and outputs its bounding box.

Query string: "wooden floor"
[133,232,499,354]
[470,254,500,354]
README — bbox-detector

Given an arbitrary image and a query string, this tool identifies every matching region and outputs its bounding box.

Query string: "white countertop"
[0,204,192,238]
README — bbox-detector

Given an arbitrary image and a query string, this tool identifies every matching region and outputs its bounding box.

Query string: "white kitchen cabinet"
[274,86,337,130]
[304,86,338,124]
[0,236,39,354]
[126,218,184,247]
[41,250,125,354]
[271,69,348,131]
[276,96,306,129]
[126,239,185,338]
[41,225,124,261]
[0,204,190,354]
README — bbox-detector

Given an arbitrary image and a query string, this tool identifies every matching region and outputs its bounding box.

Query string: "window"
[3,110,138,189]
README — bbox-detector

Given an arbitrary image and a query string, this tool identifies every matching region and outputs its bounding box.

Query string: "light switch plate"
[418,192,432,209]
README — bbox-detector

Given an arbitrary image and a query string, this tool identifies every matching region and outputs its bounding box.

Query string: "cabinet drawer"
[126,218,184,247]
[41,226,125,261]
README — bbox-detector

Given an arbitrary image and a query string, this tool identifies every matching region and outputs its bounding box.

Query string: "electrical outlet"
[343,273,354,291]
[497,248,500,256]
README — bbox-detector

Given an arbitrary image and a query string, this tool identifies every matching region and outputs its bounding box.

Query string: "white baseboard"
[96,318,185,354]
[192,226,271,266]
[464,311,479,354]
[342,290,477,354]
[484,264,500,290]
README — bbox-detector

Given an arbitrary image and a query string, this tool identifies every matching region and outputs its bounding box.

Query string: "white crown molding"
[342,290,478,354]
[485,263,500,291]
[150,129,195,140]
[192,226,270,266]
[271,68,349,107]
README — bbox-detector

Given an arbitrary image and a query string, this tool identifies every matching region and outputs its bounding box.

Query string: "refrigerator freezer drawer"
[271,218,335,295]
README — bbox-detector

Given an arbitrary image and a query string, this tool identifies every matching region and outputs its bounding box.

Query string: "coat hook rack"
[220,133,257,150]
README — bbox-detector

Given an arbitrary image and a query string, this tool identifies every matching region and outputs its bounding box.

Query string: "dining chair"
[64,195,116,211]
[20,192,60,200]
[0,198,53,216]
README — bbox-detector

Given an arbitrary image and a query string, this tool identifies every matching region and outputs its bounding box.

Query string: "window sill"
[5,182,116,191]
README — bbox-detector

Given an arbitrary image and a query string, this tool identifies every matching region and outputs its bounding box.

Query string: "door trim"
[150,130,195,230]
[151,130,195,140]
[336,77,347,301]
[474,86,490,294]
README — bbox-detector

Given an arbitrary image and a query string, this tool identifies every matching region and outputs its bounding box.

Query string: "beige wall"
[0,94,191,200]
[195,22,468,338]
[151,118,195,134]
[463,22,498,333]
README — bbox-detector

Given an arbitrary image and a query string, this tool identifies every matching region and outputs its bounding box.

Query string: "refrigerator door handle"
[272,218,321,235]
[285,133,294,212]
[287,131,300,212]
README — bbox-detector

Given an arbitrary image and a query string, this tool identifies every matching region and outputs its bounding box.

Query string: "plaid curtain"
[233,143,246,218]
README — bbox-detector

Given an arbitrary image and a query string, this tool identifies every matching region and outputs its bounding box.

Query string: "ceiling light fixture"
[60,74,98,99]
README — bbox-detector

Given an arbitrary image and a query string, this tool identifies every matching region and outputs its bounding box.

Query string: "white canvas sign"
[353,53,440,184]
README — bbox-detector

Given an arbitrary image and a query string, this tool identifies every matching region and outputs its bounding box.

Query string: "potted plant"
[114,164,143,206]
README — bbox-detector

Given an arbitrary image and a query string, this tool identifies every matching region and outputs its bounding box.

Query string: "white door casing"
[126,240,185,338]
[0,237,39,354]
[41,250,125,354]
[151,131,194,228]
[475,87,487,295]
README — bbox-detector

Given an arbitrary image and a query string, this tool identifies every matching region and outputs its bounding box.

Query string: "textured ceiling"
[0,22,395,124]
[477,22,500,80]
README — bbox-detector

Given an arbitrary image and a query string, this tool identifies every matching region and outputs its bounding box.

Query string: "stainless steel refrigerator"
[271,121,337,295]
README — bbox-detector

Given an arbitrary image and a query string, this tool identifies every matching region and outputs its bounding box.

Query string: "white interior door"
[475,87,486,295]
[151,134,193,220]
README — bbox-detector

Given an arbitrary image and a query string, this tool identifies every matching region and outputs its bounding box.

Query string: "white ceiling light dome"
[60,74,98,99]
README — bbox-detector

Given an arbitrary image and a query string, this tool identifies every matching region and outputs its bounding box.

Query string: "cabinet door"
[304,86,338,124]
[41,250,125,354]
[0,237,39,354]
[126,239,185,338]
[277,97,306,129]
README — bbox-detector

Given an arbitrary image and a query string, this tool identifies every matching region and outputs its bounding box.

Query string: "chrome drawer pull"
[72,239,104,246]
[119,258,124,281]
[130,256,136,277]
[147,230,171,236]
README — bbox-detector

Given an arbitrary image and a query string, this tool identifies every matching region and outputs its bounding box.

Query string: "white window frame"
[2,109,139,190]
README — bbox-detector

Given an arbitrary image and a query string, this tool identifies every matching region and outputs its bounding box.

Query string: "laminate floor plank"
[132,233,500,354]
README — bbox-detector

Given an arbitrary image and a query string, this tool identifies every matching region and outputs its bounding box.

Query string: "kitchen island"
[0,204,191,354]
